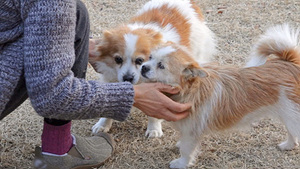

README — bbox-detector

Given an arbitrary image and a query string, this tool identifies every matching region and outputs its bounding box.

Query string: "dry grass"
[1,0,300,168]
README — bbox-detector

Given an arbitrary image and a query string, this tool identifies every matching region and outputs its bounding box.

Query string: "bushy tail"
[245,24,300,67]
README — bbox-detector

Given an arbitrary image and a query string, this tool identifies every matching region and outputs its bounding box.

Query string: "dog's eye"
[157,62,165,69]
[149,54,152,60]
[135,58,144,65]
[115,56,123,64]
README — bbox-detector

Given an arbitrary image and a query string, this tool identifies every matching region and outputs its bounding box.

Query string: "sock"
[41,121,73,155]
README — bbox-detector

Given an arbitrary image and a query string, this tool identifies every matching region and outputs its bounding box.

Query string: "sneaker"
[33,132,115,169]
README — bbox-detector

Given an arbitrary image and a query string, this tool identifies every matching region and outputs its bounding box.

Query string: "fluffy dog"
[140,24,300,168]
[89,0,216,137]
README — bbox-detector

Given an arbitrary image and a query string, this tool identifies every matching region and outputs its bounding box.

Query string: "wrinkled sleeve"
[23,0,134,121]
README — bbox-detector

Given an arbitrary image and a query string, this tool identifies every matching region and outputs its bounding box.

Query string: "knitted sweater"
[0,0,134,121]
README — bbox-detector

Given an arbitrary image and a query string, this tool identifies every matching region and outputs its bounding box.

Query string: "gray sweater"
[0,0,134,121]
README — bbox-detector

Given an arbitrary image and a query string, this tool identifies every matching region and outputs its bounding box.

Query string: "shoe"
[33,132,115,169]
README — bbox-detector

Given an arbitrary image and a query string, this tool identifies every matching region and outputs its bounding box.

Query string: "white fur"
[153,46,177,58]
[146,117,164,137]
[136,0,192,15]
[115,33,140,84]
[124,34,139,57]
[128,22,181,44]
[246,24,300,67]
[92,118,113,133]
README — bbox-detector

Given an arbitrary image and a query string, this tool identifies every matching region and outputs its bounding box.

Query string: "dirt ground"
[1,0,300,168]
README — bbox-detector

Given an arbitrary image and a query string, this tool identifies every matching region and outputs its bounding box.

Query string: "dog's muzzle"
[141,65,150,78]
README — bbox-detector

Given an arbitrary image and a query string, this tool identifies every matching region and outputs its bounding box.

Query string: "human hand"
[133,83,191,121]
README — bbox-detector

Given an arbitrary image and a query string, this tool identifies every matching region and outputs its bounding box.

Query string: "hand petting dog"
[133,83,191,122]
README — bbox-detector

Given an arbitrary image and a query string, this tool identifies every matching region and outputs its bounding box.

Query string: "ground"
[1,0,300,168]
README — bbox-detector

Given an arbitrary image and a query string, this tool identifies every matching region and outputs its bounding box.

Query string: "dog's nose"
[123,74,134,83]
[141,65,150,75]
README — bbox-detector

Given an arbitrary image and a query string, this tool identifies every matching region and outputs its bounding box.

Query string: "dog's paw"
[145,129,163,138]
[176,141,181,148]
[91,119,112,134]
[250,121,260,127]
[278,140,299,150]
[169,158,188,169]
[92,124,110,133]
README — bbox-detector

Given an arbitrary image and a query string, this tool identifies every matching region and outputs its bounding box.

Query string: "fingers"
[133,82,191,122]
[155,83,181,94]
[171,111,190,121]
[159,93,192,113]
[170,102,192,113]
[154,83,192,120]
[157,110,190,121]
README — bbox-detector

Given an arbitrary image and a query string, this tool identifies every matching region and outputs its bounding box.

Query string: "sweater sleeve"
[22,0,134,121]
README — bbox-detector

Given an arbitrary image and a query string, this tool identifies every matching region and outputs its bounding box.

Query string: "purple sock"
[41,121,73,155]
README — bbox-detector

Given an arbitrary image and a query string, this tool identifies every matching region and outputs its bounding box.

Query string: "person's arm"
[23,0,134,121]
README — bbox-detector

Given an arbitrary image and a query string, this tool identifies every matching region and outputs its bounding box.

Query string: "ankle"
[41,121,73,155]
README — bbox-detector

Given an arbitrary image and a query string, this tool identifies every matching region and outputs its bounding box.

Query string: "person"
[0,0,191,168]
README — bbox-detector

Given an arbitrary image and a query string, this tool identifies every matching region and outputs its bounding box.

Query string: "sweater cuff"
[93,82,134,121]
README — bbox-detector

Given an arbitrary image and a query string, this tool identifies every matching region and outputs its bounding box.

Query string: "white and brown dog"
[89,0,216,137]
[140,24,300,168]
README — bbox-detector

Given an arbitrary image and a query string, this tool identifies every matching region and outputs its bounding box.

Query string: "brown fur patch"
[130,4,193,48]
[132,29,163,62]
[258,43,300,65]
[96,27,130,60]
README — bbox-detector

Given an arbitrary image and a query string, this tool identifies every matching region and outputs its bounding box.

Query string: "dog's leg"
[92,118,113,134]
[278,117,299,151]
[175,140,181,148]
[278,132,299,150]
[170,136,200,168]
[277,105,300,150]
[145,117,164,138]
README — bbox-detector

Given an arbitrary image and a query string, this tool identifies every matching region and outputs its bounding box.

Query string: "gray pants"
[0,0,90,125]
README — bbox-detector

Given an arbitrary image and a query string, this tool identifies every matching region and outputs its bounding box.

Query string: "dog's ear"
[182,63,208,80]
[89,39,101,58]
[103,30,113,40]
[88,39,102,72]
[92,30,113,57]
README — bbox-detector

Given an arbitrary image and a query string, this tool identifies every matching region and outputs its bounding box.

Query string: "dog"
[88,0,216,137]
[140,24,300,168]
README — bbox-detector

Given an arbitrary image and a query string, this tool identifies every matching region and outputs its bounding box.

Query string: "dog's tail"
[245,24,300,67]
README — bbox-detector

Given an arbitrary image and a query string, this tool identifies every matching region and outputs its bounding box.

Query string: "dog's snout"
[141,65,150,74]
[123,74,134,83]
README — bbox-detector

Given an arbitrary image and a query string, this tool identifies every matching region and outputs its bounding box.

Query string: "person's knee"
[76,0,89,36]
